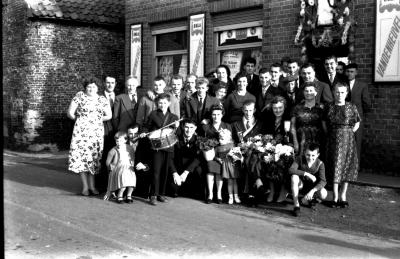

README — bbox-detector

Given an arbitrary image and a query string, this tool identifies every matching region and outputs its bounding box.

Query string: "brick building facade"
[3,0,125,150]
[125,0,399,176]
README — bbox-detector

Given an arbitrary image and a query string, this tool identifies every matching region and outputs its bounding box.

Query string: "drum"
[148,128,177,151]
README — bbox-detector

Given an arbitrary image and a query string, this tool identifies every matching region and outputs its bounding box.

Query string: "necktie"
[329,74,334,83]
[197,97,203,122]
[246,120,251,130]
[130,94,136,103]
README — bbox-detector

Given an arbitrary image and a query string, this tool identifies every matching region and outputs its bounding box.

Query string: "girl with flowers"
[202,104,232,204]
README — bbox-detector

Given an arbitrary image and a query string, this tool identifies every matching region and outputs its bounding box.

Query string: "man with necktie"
[98,76,117,192]
[321,56,347,92]
[345,63,371,165]
[170,119,204,199]
[113,76,139,132]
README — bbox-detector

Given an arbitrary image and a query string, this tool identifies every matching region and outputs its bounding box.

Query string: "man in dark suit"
[345,63,371,164]
[113,76,139,132]
[97,76,117,192]
[182,77,220,134]
[321,56,347,91]
[297,63,334,107]
[255,68,288,116]
[234,57,260,96]
[171,119,203,199]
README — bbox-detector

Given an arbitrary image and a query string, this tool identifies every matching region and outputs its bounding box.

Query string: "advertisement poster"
[158,56,174,85]
[130,24,142,85]
[189,13,205,76]
[375,0,400,82]
[221,50,243,80]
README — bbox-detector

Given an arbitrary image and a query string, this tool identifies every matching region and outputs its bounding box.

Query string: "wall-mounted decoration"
[374,0,400,82]
[294,0,355,62]
[130,24,142,85]
[189,13,205,76]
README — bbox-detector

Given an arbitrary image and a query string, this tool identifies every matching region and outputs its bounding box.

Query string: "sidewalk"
[3,149,400,189]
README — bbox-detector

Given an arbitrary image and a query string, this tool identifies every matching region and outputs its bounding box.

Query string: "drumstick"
[140,118,183,138]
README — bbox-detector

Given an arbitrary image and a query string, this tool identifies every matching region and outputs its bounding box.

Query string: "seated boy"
[171,119,203,199]
[289,143,327,217]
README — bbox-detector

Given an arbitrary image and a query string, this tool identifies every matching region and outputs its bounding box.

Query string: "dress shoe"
[340,201,349,208]
[234,195,241,204]
[149,196,157,205]
[228,196,234,205]
[216,199,223,204]
[157,196,167,202]
[206,199,212,204]
[117,197,124,204]
[81,190,90,196]
[292,206,300,217]
[330,200,339,208]
[125,196,133,203]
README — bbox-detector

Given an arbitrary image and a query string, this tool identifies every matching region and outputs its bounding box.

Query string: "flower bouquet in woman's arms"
[196,136,219,161]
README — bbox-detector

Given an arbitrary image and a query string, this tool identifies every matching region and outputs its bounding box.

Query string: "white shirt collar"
[243,116,255,126]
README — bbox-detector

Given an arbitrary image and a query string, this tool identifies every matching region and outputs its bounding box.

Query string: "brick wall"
[3,0,125,151]
[125,0,399,175]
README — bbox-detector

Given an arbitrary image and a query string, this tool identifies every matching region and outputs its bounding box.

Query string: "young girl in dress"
[104,131,137,203]
[216,129,242,204]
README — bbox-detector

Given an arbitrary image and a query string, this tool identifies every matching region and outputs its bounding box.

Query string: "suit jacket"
[255,83,289,114]
[350,80,371,118]
[113,93,138,132]
[231,119,264,143]
[296,80,333,106]
[320,72,347,91]
[174,134,201,173]
[136,92,180,129]
[101,91,115,136]
[182,93,220,125]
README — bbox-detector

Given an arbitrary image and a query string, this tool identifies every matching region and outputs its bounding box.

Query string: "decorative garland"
[294,0,355,62]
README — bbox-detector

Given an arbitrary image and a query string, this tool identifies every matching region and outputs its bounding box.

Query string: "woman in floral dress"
[67,77,112,196]
[291,82,325,158]
[323,82,360,208]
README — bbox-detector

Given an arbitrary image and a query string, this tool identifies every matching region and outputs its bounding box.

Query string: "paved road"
[4,150,400,258]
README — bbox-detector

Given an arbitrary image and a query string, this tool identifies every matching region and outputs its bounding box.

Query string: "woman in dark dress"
[224,73,256,123]
[291,82,325,158]
[202,104,232,203]
[262,96,292,202]
[323,82,360,208]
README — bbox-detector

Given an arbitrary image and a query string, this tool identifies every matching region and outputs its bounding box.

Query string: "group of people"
[67,55,371,216]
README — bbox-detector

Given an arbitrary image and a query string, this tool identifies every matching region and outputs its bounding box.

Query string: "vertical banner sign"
[190,14,205,76]
[130,24,142,85]
[375,1,400,82]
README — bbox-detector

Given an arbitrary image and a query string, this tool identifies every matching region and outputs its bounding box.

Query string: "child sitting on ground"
[104,131,137,203]
[289,143,327,216]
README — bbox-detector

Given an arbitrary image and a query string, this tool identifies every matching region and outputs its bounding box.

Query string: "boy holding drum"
[140,93,180,205]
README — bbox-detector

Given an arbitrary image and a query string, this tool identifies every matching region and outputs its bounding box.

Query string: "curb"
[3,149,68,159]
[352,181,400,190]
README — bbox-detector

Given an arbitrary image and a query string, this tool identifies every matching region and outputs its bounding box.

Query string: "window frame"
[152,26,188,82]
[213,21,263,72]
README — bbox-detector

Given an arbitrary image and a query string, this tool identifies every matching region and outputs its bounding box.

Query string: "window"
[153,27,188,85]
[214,23,263,80]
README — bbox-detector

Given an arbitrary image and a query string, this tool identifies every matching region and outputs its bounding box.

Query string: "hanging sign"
[189,13,205,76]
[374,0,400,82]
[130,24,142,85]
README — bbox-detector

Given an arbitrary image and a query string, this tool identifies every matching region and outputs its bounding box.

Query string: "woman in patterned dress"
[291,82,325,158]
[323,82,360,208]
[67,77,112,196]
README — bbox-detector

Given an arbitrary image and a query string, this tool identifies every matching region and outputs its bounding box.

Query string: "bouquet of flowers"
[196,136,219,161]
[240,134,294,182]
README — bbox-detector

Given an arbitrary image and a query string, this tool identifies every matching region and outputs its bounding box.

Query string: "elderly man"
[113,76,139,132]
